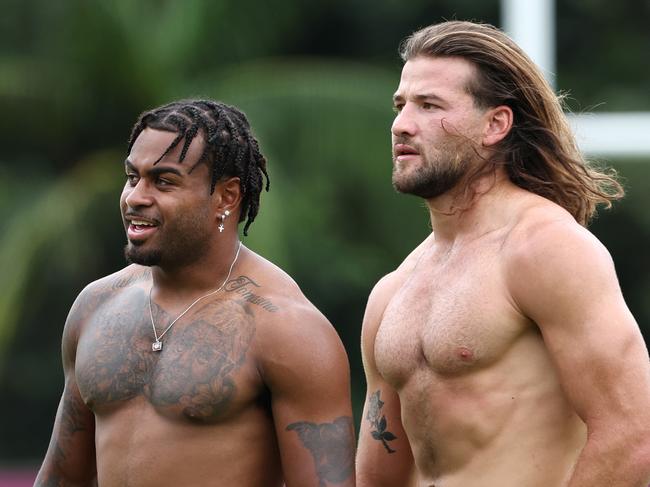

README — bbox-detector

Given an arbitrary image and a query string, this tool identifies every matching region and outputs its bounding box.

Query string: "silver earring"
[218,210,230,233]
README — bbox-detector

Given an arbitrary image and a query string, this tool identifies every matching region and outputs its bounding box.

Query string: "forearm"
[567,436,650,487]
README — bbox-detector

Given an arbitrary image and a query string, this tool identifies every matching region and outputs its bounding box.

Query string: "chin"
[124,244,161,267]
[393,176,452,200]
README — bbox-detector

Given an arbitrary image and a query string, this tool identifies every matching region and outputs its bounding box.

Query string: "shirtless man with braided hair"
[36,99,355,487]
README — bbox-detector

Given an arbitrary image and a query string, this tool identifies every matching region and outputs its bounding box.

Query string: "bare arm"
[508,220,650,487]
[35,292,97,487]
[260,304,355,487]
[356,275,415,487]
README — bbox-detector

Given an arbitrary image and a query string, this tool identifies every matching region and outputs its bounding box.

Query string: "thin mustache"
[123,211,160,224]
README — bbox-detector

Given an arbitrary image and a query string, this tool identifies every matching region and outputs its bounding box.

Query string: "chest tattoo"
[148,299,256,419]
[76,292,153,405]
[76,290,256,420]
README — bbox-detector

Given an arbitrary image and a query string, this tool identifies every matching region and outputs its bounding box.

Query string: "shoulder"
[369,232,434,307]
[362,232,434,350]
[69,264,150,316]
[255,297,349,395]
[62,265,150,359]
[238,249,348,376]
[503,201,612,276]
[501,200,617,318]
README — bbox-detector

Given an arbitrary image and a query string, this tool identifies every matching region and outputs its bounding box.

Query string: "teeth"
[131,220,154,226]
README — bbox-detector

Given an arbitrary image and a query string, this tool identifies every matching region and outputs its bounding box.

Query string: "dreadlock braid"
[127,99,270,235]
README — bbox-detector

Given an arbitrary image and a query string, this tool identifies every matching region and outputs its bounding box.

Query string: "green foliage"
[0,153,120,371]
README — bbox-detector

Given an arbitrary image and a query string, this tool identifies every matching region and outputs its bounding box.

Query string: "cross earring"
[218,210,230,233]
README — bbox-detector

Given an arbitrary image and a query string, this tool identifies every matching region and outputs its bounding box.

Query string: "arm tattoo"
[35,390,95,487]
[49,390,92,467]
[366,390,397,453]
[286,416,355,486]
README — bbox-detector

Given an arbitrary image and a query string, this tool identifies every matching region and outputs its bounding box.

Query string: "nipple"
[457,346,474,361]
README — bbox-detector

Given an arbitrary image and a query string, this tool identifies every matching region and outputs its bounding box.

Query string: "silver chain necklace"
[148,241,242,352]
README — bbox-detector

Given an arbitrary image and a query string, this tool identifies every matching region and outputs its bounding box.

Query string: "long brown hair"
[399,21,623,225]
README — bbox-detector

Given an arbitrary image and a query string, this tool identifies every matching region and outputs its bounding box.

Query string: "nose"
[391,104,418,138]
[123,179,153,209]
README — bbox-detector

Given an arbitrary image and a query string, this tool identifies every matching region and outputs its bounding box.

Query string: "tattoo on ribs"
[286,416,355,486]
[223,275,279,312]
[366,390,397,453]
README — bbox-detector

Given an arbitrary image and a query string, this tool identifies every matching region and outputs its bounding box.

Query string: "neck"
[425,169,513,244]
[151,238,243,300]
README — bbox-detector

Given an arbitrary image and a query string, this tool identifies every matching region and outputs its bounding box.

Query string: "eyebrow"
[392,93,447,104]
[124,159,183,177]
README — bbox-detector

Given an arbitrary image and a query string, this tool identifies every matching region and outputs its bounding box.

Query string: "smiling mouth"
[125,217,159,240]
[130,219,156,230]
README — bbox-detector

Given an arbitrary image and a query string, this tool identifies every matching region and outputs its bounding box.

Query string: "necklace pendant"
[152,340,163,352]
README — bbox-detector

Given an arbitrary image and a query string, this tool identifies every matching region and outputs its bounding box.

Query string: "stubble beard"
[123,208,213,268]
[392,139,475,200]
[124,241,162,267]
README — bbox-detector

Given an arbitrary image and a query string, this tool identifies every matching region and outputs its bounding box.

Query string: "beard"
[124,207,212,268]
[124,241,162,266]
[392,137,476,200]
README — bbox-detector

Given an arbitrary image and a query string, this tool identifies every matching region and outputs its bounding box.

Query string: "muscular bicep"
[357,275,415,487]
[35,287,98,486]
[263,312,355,487]
[357,385,415,487]
[510,224,650,428]
[280,414,355,487]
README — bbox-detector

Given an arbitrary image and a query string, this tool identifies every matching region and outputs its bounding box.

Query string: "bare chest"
[375,254,523,388]
[75,290,260,423]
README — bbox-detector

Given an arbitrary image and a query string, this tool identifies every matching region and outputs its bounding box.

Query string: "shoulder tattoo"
[110,267,150,290]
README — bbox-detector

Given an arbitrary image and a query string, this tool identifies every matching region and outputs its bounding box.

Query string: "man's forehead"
[396,56,475,95]
[129,127,206,167]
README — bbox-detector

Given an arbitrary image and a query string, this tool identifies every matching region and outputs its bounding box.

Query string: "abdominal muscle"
[400,335,587,487]
[94,397,282,487]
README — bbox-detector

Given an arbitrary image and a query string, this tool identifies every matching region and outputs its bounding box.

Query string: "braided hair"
[127,99,270,235]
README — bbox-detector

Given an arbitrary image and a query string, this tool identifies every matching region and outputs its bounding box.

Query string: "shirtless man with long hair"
[357,21,650,487]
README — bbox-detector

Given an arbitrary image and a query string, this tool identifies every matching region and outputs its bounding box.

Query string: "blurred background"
[1,0,648,482]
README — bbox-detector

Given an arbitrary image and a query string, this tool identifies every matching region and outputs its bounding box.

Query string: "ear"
[481,105,513,147]
[212,176,242,221]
